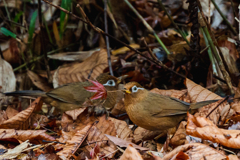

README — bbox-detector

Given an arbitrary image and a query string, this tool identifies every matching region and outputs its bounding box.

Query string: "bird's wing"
[145,92,189,117]
[46,81,94,104]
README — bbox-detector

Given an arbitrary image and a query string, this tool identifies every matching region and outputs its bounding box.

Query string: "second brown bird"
[123,82,218,131]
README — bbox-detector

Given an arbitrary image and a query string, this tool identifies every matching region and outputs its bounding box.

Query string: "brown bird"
[5,73,124,114]
[123,82,218,131]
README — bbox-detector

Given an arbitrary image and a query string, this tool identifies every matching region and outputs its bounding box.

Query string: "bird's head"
[123,82,146,99]
[96,73,121,91]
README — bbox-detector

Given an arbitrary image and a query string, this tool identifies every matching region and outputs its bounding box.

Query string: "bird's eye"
[132,86,138,93]
[103,80,115,87]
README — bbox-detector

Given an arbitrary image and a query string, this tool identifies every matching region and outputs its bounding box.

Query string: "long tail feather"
[5,90,46,97]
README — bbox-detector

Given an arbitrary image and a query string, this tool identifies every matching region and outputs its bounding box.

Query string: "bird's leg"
[131,124,138,132]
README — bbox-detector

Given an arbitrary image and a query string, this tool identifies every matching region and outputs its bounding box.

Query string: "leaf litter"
[0,0,240,159]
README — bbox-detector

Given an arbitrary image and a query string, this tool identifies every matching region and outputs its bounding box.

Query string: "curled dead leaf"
[186,113,240,149]
[162,143,226,160]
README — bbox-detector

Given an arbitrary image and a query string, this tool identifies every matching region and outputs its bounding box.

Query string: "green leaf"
[0,27,16,39]
[14,11,23,22]
[28,9,38,43]
[60,0,71,39]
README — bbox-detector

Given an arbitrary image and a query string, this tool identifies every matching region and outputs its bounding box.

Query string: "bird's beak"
[123,89,131,94]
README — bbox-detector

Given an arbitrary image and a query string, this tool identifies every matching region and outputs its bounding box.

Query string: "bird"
[5,73,124,114]
[123,82,219,131]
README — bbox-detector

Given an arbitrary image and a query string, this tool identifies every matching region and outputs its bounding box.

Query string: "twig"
[210,0,237,35]
[157,0,190,46]
[206,96,228,118]
[38,0,52,83]
[42,0,186,79]
[104,0,114,76]
[124,0,171,55]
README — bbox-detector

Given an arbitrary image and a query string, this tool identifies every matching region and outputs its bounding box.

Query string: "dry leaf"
[111,44,140,55]
[119,144,143,160]
[0,57,16,93]
[85,116,118,158]
[186,113,240,149]
[0,129,55,143]
[57,110,97,157]
[53,49,118,87]
[109,117,132,140]
[0,140,30,159]
[162,143,226,160]
[105,134,149,151]
[48,49,100,62]
[0,97,43,129]
[5,106,18,119]
[185,78,233,125]
[133,127,162,144]
[57,124,93,158]
[27,70,52,92]
[170,121,187,147]
[65,108,86,121]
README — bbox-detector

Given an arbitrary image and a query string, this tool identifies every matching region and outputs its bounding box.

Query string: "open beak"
[123,89,131,94]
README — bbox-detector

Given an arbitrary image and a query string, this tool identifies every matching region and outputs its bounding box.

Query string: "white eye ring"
[131,85,144,93]
[103,80,116,87]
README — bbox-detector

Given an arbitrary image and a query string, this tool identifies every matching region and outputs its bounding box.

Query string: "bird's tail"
[4,90,46,97]
[190,99,220,110]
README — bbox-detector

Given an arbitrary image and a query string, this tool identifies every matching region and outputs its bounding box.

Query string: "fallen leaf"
[84,116,118,158]
[0,129,55,143]
[170,121,187,147]
[27,70,52,92]
[0,98,43,129]
[0,140,29,159]
[105,134,149,151]
[0,57,16,93]
[186,113,240,149]
[52,49,118,88]
[185,78,233,125]
[119,144,143,160]
[162,143,226,160]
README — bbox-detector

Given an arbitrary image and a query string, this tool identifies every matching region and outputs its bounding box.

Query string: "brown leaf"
[65,108,86,121]
[111,44,140,56]
[53,49,118,87]
[56,110,97,157]
[119,144,143,160]
[185,78,233,125]
[27,70,52,92]
[133,127,162,144]
[0,129,55,143]
[85,116,118,158]
[105,134,149,151]
[0,57,16,93]
[0,98,43,129]
[5,106,19,119]
[170,121,187,147]
[186,113,240,149]
[109,117,132,140]
[176,151,189,160]
[57,124,93,159]
[162,143,226,160]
